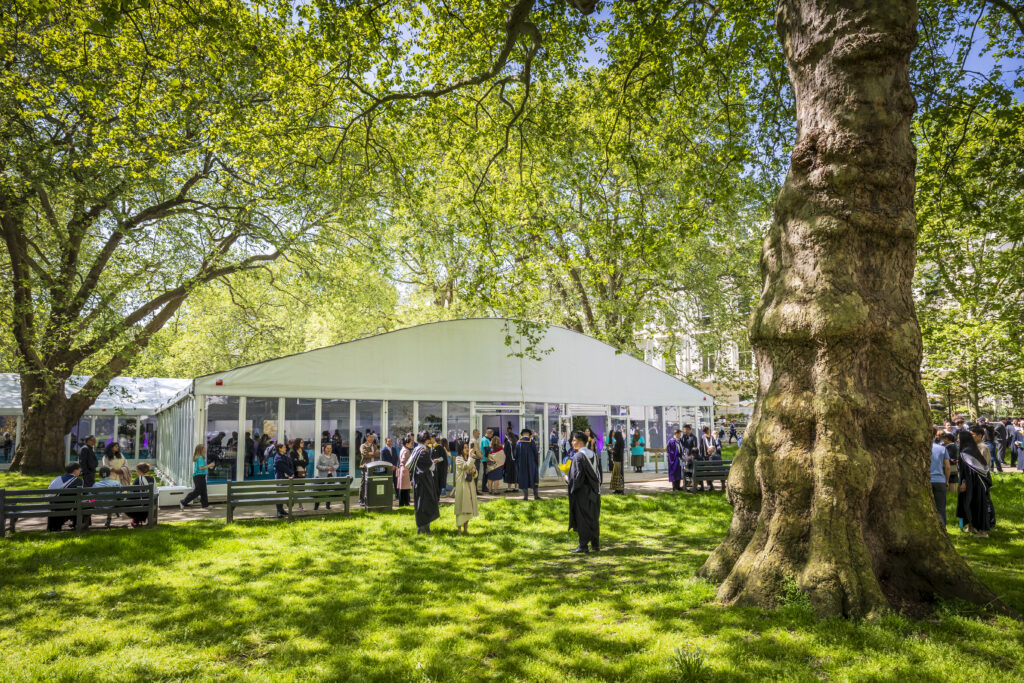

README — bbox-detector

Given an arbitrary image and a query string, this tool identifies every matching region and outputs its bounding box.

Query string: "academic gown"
[410,444,440,528]
[502,438,518,485]
[956,457,993,531]
[432,443,449,493]
[567,448,601,545]
[666,437,685,483]
[514,436,539,489]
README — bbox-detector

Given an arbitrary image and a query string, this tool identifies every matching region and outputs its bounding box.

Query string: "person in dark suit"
[274,442,295,518]
[78,435,98,487]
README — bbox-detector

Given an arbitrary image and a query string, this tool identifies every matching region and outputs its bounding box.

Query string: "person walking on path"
[515,427,540,500]
[453,442,479,534]
[180,444,214,509]
[561,430,601,554]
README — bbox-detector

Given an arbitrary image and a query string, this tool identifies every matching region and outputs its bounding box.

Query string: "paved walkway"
[9,471,706,532]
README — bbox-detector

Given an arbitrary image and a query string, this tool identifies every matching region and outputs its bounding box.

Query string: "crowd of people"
[928,416,1023,538]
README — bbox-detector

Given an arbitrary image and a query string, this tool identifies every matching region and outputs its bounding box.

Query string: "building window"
[702,353,716,374]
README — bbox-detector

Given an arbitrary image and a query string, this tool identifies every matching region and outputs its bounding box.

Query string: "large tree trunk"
[11,373,75,474]
[698,0,1002,618]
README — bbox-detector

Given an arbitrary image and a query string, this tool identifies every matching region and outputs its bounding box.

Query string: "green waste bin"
[365,460,395,511]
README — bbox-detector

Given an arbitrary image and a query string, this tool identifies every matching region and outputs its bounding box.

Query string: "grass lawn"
[0,475,1022,681]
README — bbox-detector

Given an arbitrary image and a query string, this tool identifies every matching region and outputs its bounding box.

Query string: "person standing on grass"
[630,429,645,473]
[78,435,98,487]
[609,427,625,494]
[314,443,338,511]
[180,444,213,510]
[514,427,541,500]
[929,428,951,527]
[477,428,491,494]
[410,430,441,534]
[432,435,450,497]
[454,441,479,534]
[956,428,993,537]
[396,434,413,507]
[289,438,309,512]
[666,428,686,492]
[381,436,400,499]
[502,428,518,493]
[561,430,601,554]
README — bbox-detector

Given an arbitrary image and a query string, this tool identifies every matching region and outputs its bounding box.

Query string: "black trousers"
[181,474,208,507]
[398,488,411,506]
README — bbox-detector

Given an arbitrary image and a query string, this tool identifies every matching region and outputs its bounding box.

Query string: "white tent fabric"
[0,373,191,415]
[192,318,712,406]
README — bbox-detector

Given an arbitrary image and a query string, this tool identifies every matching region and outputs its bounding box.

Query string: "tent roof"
[191,318,712,406]
[0,374,191,415]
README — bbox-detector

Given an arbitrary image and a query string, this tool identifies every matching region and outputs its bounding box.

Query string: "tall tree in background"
[0,0,340,472]
[698,0,1002,616]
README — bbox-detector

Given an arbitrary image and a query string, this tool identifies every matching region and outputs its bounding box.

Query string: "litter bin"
[365,460,395,511]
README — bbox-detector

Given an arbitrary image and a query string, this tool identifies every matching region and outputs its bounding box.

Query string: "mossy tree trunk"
[698,0,1001,618]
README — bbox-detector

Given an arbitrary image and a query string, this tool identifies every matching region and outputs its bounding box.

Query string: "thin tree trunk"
[698,0,1003,617]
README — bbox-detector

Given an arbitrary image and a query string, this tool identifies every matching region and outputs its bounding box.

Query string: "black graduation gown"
[567,448,601,544]
[410,444,440,527]
[503,437,518,485]
[432,443,449,493]
[514,436,539,489]
[956,457,992,531]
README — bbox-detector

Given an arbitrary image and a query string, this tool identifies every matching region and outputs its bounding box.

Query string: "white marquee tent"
[154,319,714,488]
[0,374,191,463]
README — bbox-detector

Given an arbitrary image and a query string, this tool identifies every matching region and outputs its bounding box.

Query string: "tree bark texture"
[697,0,1002,617]
[11,373,74,474]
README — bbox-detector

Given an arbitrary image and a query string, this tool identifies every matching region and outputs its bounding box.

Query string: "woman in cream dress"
[453,442,479,534]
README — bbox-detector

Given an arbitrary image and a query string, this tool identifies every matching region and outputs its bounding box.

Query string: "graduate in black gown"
[561,429,602,553]
[956,427,993,537]
[514,428,540,500]
[411,430,441,534]
[432,436,450,497]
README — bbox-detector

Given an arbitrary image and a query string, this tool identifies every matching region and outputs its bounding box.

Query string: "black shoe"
[314,504,320,511]
[570,546,589,554]
[326,502,331,510]
[591,541,600,552]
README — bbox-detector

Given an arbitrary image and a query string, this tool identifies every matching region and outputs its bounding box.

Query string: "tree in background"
[0,0,353,472]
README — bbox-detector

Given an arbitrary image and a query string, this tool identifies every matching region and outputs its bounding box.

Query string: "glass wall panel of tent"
[139,416,157,459]
[647,406,665,450]
[355,400,382,477]
[386,400,413,453]
[1,415,18,464]
[446,402,470,445]
[320,399,350,477]
[94,417,115,450]
[282,398,316,461]
[418,400,443,438]
[205,395,240,484]
[245,397,278,480]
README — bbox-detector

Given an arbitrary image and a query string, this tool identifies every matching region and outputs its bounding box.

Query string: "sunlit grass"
[0,473,1022,681]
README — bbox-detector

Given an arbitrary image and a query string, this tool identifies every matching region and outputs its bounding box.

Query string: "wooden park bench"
[687,459,733,493]
[1,482,158,536]
[225,476,353,523]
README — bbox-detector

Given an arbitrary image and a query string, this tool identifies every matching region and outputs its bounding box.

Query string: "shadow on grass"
[1,481,1023,681]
